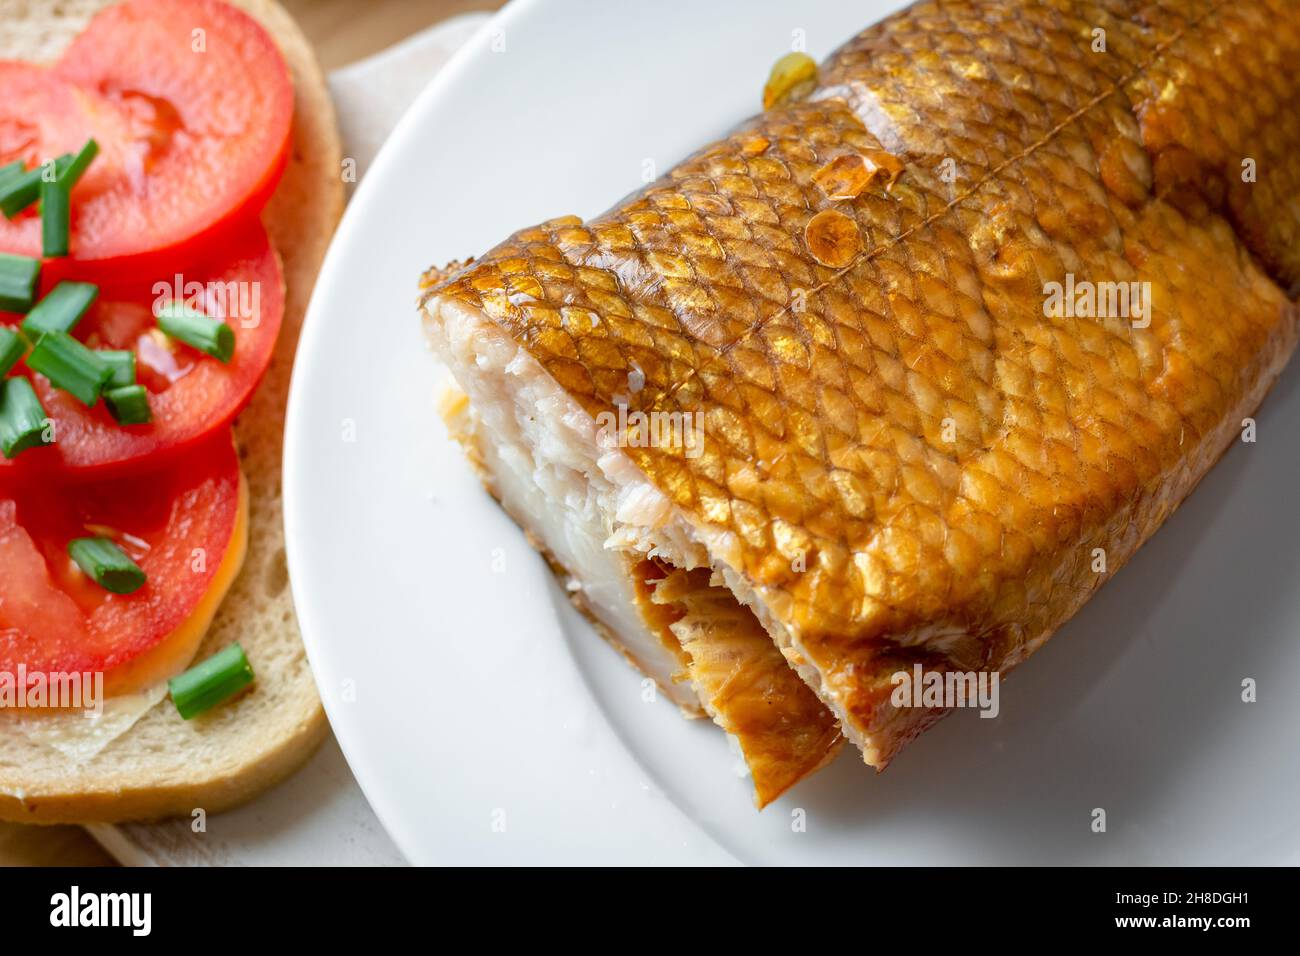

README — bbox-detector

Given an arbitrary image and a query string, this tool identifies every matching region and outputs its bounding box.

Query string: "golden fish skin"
[422,0,1300,768]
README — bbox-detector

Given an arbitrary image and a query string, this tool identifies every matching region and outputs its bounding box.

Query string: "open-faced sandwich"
[0,0,342,823]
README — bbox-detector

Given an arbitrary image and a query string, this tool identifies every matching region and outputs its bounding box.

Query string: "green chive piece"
[0,327,25,377]
[0,162,23,198]
[40,177,70,258]
[168,643,255,720]
[22,281,98,339]
[0,252,40,313]
[67,536,145,595]
[0,167,41,219]
[41,142,97,257]
[0,376,51,458]
[98,349,136,389]
[103,384,151,425]
[26,331,111,406]
[156,304,235,363]
[0,156,72,219]
[45,155,72,178]
[59,139,98,189]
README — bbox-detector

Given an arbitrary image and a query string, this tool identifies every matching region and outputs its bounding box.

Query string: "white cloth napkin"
[85,12,493,867]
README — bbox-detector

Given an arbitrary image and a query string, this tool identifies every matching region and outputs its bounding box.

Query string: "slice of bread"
[0,0,344,823]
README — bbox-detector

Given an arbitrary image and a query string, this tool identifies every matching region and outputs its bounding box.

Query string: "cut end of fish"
[423,293,855,798]
[648,564,843,807]
[422,292,961,796]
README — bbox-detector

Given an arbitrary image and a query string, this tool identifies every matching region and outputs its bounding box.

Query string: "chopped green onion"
[0,327,25,377]
[0,376,51,459]
[98,349,136,389]
[67,536,145,595]
[0,155,71,220]
[59,139,98,190]
[22,281,98,339]
[26,331,111,406]
[0,252,40,313]
[41,141,97,258]
[0,162,23,198]
[0,167,41,219]
[44,154,72,179]
[104,384,151,425]
[40,177,70,258]
[156,304,235,363]
[168,643,255,720]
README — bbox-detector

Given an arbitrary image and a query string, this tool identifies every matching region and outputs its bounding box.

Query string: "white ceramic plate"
[285,0,1300,865]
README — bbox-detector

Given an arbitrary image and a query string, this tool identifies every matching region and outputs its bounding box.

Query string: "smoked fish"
[421,0,1300,802]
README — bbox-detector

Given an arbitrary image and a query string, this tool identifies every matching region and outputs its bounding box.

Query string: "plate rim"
[284,0,740,866]
[282,0,1300,867]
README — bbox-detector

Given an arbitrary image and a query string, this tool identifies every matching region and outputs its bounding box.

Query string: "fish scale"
[422,0,1300,769]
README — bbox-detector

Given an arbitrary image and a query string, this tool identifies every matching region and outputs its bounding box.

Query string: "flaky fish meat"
[421,0,1300,803]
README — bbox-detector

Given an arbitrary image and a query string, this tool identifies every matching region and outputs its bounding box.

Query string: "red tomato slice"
[0,222,283,477]
[0,64,140,258]
[0,0,292,281]
[0,432,241,682]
